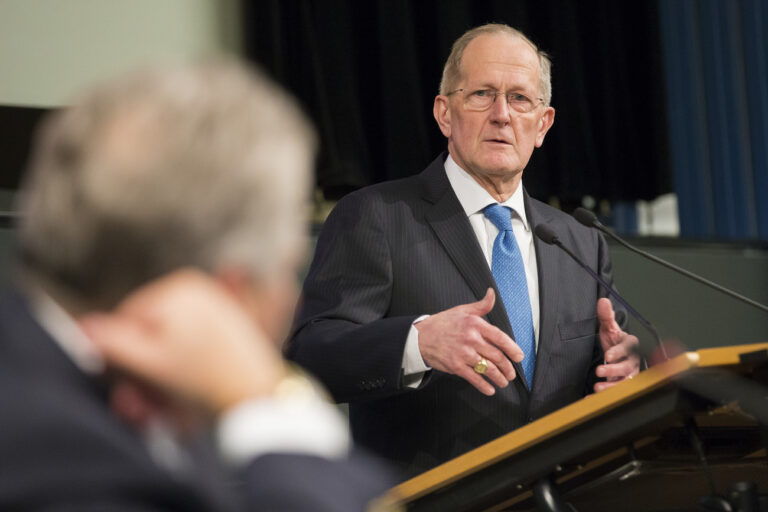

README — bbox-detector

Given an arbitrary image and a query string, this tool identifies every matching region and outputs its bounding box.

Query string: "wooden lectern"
[381,343,768,512]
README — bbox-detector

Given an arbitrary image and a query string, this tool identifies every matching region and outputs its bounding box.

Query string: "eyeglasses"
[446,88,545,113]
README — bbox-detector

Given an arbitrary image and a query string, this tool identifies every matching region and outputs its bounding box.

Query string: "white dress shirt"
[402,154,541,386]
[25,287,350,469]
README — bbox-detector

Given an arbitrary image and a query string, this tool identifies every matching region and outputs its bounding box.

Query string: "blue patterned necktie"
[483,203,536,389]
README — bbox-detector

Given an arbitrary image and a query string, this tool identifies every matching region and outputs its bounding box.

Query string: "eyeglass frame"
[445,88,546,113]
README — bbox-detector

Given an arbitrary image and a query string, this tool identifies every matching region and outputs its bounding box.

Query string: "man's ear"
[535,106,555,148]
[433,95,452,138]
[214,267,250,304]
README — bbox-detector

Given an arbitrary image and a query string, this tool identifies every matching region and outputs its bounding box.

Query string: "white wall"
[0,0,242,107]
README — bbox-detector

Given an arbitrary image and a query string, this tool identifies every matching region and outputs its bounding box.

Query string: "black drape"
[0,106,49,190]
[244,0,671,205]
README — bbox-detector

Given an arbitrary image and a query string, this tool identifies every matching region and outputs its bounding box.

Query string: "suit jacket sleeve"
[287,190,420,403]
[241,450,395,512]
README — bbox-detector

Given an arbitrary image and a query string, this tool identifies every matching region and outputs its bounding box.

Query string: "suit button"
[528,416,534,423]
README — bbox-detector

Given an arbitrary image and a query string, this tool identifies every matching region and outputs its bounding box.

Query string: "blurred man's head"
[433,24,555,188]
[17,60,315,339]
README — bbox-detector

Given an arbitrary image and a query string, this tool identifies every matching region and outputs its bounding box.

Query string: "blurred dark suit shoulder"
[0,288,241,511]
[0,288,392,511]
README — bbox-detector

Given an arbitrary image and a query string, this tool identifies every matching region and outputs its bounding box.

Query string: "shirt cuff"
[217,390,350,467]
[402,315,431,388]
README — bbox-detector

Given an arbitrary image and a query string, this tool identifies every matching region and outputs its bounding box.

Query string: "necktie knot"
[484,203,513,232]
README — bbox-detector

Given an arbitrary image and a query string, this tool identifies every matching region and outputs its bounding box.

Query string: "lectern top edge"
[387,342,768,506]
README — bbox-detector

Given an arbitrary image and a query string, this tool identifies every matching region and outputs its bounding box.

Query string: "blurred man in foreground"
[0,60,390,511]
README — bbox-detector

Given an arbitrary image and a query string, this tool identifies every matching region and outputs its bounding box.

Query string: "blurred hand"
[415,288,524,396]
[80,269,286,415]
[593,298,641,392]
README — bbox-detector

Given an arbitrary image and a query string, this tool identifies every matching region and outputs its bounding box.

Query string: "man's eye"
[509,93,530,102]
[472,90,492,97]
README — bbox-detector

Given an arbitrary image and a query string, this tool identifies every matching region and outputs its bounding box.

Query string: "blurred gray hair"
[17,59,316,309]
[439,23,552,106]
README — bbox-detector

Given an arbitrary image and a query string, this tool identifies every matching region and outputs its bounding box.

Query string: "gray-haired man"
[1,60,390,511]
[289,24,640,477]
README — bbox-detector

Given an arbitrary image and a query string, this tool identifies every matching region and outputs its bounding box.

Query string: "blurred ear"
[535,106,555,147]
[433,95,452,138]
[215,266,272,334]
[214,265,298,346]
[214,267,251,304]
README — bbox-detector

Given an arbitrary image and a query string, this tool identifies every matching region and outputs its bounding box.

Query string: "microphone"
[571,210,768,445]
[573,207,768,315]
[534,223,668,361]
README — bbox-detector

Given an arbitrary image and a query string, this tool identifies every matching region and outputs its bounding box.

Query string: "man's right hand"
[414,288,524,396]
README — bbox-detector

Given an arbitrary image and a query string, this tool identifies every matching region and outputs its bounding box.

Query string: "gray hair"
[17,59,316,309]
[439,23,552,106]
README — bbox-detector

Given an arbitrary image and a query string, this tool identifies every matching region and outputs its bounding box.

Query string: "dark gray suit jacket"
[288,153,625,477]
[0,287,392,511]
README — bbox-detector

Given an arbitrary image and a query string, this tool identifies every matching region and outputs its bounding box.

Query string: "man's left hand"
[594,298,640,392]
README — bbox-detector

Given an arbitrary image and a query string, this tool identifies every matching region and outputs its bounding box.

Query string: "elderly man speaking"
[288,23,640,477]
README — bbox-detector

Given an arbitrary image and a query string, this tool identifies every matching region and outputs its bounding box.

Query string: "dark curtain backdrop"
[243,0,672,208]
[0,106,49,190]
[660,0,768,240]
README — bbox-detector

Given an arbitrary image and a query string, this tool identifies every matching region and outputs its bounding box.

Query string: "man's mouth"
[485,138,512,145]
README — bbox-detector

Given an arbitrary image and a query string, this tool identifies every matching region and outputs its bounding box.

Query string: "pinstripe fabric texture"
[484,204,536,389]
[288,153,627,478]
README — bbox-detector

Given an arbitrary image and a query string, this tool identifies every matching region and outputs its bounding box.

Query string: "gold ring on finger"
[473,357,488,375]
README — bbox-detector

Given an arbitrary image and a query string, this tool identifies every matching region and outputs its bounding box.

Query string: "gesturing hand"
[414,288,525,396]
[593,298,641,392]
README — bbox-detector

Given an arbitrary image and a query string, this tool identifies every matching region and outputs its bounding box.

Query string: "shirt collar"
[444,153,530,231]
[25,287,105,375]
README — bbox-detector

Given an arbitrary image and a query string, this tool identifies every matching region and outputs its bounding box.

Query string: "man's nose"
[488,94,512,123]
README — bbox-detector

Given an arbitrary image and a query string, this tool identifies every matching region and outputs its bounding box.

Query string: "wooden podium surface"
[382,343,768,511]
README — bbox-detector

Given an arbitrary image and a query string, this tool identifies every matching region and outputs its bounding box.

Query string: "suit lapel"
[424,187,498,319]
[525,193,562,394]
[420,155,528,397]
